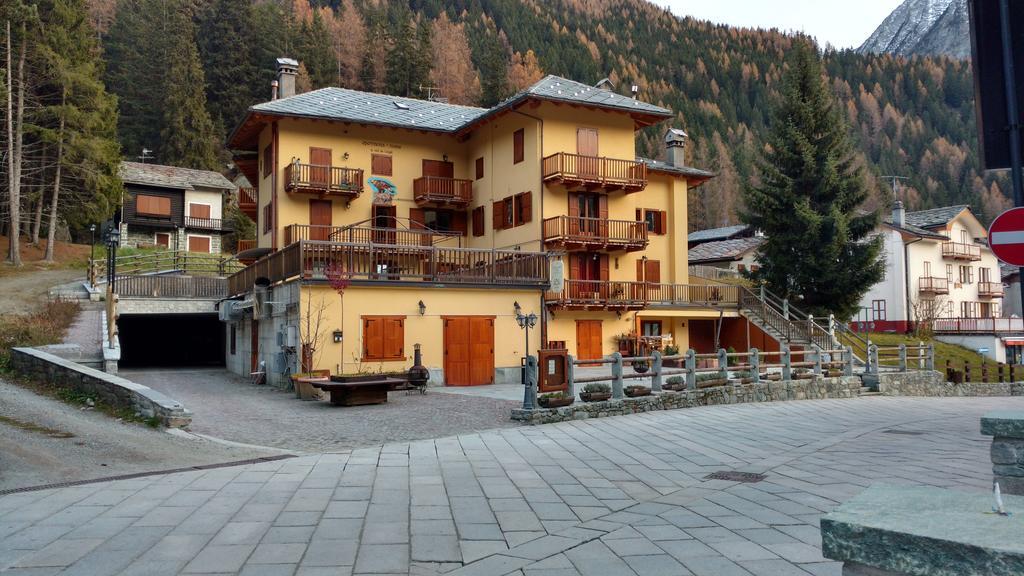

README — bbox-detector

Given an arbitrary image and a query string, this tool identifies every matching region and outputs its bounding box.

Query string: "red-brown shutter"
[636,259,644,281]
[568,193,580,218]
[364,318,382,360]
[598,195,608,220]
[189,203,211,218]
[519,192,532,224]
[493,200,505,230]
[659,211,668,235]
[513,129,524,164]
[472,206,484,236]
[636,208,642,222]
[383,318,404,359]
[475,157,484,180]
[647,260,661,284]
[372,154,392,176]
[409,208,426,230]
[599,254,610,281]
[569,254,581,280]
[452,211,468,235]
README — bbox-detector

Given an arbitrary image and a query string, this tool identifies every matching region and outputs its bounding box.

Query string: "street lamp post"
[516,309,538,410]
[104,227,120,291]
[89,225,96,286]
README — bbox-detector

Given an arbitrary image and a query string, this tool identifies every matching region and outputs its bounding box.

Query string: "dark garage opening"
[119,314,225,368]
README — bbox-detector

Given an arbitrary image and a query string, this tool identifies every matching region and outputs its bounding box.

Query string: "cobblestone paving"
[1,396,1018,575]
[122,369,521,453]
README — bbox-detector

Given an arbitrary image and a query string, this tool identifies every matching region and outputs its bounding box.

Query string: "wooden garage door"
[188,236,211,253]
[444,316,495,386]
[576,320,603,365]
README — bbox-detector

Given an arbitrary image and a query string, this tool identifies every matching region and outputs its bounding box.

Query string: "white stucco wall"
[184,187,224,220]
[856,228,906,323]
[935,334,1005,363]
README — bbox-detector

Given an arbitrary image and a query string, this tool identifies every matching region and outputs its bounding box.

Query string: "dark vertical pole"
[999,0,1024,315]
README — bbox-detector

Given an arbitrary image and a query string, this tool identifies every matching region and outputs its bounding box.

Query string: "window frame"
[513,129,525,164]
[136,194,172,218]
[871,299,886,321]
[362,315,406,361]
[475,157,484,180]
[263,145,272,178]
[472,206,485,237]
[263,203,273,234]
[371,153,393,176]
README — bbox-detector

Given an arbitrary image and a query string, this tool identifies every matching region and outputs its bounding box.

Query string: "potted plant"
[663,375,686,391]
[624,384,651,397]
[695,372,728,389]
[579,382,611,402]
[632,359,650,374]
[538,391,574,408]
[663,345,682,368]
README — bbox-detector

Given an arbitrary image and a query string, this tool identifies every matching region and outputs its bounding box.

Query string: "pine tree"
[479,31,509,107]
[740,39,883,320]
[157,0,218,169]
[103,0,161,158]
[198,0,258,138]
[385,11,429,97]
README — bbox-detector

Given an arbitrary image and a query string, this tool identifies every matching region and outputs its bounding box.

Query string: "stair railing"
[741,286,839,350]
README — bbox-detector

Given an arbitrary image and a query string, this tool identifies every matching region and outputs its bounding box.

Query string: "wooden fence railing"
[117,275,228,298]
[542,216,647,249]
[413,176,473,205]
[541,152,647,191]
[90,250,243,287]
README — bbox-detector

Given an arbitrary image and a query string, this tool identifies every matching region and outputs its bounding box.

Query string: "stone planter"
[696,378,728,389]
[538,396,574,408]
[624,386,651,397]
[580,391,611,402]
[662,382,686,391]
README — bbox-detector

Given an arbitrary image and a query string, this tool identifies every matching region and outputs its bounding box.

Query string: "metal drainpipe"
[904,236,922,333]
[512,108,546,348]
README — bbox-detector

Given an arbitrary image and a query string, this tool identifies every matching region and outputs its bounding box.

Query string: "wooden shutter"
[263,146,272,177]
[598,195,608,220]
[647,260,661,283]
[189,203,211,219]
[658,211,668,235]
[422,159,453,178]
[452,211,468,235]
[383,318,404,359]
[577,128,598,156]
[636,259,644,281]
[472,206,484,236]
[187,236,211,253]
[493,200,505,230]
[569,254,581,280]
[364,317,383,360]
[599,254,610,281]
[636,208,642,222]
[475,157,484,180]
[568,193,580,218]
[513,129,524,164]
[409,208,426,230]
[518,192,532,224]
[371,154,392,176]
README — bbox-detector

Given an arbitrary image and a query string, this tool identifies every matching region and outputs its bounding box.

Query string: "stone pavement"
[0,396,1016,575]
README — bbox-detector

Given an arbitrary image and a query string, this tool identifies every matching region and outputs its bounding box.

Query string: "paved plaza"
[0,395,1017,575]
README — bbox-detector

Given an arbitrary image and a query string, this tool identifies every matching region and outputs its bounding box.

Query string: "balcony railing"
[942,241,981,261]
[227,240,548,296]
[236,239,257,253]
[284,163,363,197]
[413,176,473,207]
[185,216,232,231]
[979,281,1005,298]
[238,187,257,218]
[283,224,462,247]
[933,317,1022,333]
[542,216,648,252]
[124,214,177,229]
[542,152,647,192]
[544,280,740,310]
[918,276,949,294]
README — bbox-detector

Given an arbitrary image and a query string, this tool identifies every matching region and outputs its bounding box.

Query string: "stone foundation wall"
[982,412,1024,496]
[876,370,1024,397]
[10,347,191,428]
[512,376,863,425]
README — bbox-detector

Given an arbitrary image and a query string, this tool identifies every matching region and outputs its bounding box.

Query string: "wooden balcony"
[542,153,647,193]
[542,216,647,252]
[227,240,548,296]
[942,241,981,261]
[284,163,363,198]
[283,224,462,247]
[413,176,472,208]
[238,187,257,219]
[236,239,257,253]
[185,216,232,232]
[933,317,1020,334]
[544,280,739,311]
[979,281,1005,298]
[918,276,949,295]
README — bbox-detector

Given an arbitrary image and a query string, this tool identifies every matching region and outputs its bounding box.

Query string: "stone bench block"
[982,411,1024,495]
[821,485,1024,576]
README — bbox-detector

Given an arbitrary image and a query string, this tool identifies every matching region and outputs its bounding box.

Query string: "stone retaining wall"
[982,411,1024,496]
[512,376,863,424]
[10,347,192,428]
[876,370,1024,397]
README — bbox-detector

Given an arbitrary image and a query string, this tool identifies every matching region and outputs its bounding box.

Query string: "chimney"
[595,78,615,92]
[892,200,906,227]
[664,128,688,167]
[276,57,299,99]
[271,79,279,100]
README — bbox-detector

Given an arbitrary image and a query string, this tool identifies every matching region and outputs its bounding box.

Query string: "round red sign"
[988,207,1024,266]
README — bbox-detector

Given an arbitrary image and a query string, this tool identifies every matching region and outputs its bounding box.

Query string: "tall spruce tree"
[198,0,258,139]
[158,0,218,169]
[297,9,336,90]
[103,0,160,158]
[740,39,883,320]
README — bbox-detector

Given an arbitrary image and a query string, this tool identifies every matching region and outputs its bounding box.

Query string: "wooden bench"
[311,376,406,406]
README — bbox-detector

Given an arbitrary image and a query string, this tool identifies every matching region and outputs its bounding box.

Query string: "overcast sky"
[650,0,906,49]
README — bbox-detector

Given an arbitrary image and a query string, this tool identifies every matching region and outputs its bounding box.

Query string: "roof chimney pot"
[276,57,298,99]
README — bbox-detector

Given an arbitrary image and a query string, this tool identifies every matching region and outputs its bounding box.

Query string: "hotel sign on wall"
[988,207,1024,266]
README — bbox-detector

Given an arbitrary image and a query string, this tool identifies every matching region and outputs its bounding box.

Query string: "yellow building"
[223,58,726,387]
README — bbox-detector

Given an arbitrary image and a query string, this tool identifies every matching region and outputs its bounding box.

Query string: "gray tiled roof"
[688,224,750,243]
[120,161,234,191]
[251,87,487,133]
[641,158,715,180]
[515,75,672,117]
[904,205,969,229]
[688,236,764,264]
[882,219,949,240]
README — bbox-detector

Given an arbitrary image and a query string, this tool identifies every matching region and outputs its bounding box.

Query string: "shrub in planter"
[663,375,686,391]
[538,391,574,408]
[624,385,651,397]
[695,372,728,389]
[662,345,682,367]
[580,382,611,402]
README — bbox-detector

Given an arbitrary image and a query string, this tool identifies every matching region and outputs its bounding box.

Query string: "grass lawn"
[852,332,1009,372]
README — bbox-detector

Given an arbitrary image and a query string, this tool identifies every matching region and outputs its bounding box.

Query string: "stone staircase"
[40,301,106,370]
[737,287,838,350]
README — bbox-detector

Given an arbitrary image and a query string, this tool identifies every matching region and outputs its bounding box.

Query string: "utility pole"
[879,175,910,200]
[998,0,1024,324]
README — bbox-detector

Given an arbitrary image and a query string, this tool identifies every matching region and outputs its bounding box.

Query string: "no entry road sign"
[989,207,1024,265]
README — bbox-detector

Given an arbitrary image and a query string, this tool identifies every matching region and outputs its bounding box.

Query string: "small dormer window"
[393,101,410,110]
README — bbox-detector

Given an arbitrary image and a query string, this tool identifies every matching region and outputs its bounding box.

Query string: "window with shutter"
[263,203,272,234]
[503,198,514,228]
[475,157,484,180]
[515,192,532,225]
[263,146,272,178]
[513,129,524,164]
[136,194,171,217]
[363,316,405,361]
[492,201,505,230]
[472,206,485,237]
[371,154,392,176]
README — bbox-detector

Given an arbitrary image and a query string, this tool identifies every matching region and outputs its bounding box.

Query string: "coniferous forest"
[1,0,1009,258]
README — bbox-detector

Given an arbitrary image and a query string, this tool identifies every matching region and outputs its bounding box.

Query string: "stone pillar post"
[898,344,907,372]
[812,345,823,376]
[926,344,935,371]
[651,350,663,392]
[611,352,623,400]
[782,346,792,381]
[981,411,1024,496]
[566,354,576,398]
[717,348,728,380]
[844,346,854,377]
[750,348,760,384]
[685,349,696,390]
[525,355,538,409]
